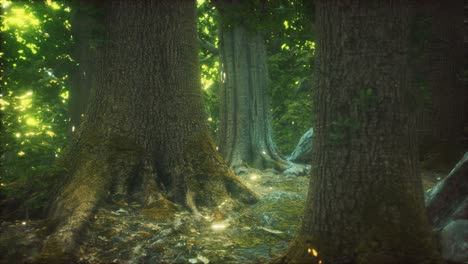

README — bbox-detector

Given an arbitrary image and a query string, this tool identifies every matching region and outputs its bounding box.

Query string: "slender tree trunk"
[277,1,440,263]
[40,1,257,262]
[215,0,289,172]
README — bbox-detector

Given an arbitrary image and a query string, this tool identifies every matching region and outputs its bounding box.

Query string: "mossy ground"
[0,155,460,263]
[74,168,308,263]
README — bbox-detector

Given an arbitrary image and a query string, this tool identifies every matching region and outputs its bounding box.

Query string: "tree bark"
[276,1,441,263]
[39,1,257,262]
[217,1,289,172]
[414,1,465,150]
[68,3,100,134]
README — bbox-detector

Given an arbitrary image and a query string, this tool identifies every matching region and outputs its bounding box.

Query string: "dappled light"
[0,1,466,264]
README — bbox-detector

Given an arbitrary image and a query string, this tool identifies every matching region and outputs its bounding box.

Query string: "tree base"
[38,132,258,263]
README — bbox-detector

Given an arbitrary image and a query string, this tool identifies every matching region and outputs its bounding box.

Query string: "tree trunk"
[217,1,289,172]
[414,1,465,150]
[68,3,99,133]
[40,1,257,262]
[277,1,441,263]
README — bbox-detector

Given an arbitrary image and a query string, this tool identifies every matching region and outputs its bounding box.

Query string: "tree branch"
[198,38,219,56]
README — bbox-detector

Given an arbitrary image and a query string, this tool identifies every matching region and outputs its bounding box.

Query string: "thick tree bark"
[39,1,257,262]
[219,26,286,171]
[414,1,465,149]
[276,1,440,263]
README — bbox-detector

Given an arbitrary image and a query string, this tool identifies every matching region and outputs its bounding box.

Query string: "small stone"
[197,255,210,264]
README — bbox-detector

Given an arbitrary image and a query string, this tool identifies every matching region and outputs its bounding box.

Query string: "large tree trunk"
[414,1,465,150]
[217,1,288,172]
[277,1,440,263]
[39,1,257,262]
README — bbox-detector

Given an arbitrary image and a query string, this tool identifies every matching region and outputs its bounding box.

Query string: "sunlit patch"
[64,19,71,30]
[1,0,11,9]
[17,151,25,156]
[17,91,33,99]
[250,173,259,181]
[0,98,10,109]
[60,90,69,100]
[45,131,56,137]
[46,0,61,10]
[21,221,27,226]
[25,132,36,137]
[210,222,227,231]
[25,117,39,126]
[2,7,40,31]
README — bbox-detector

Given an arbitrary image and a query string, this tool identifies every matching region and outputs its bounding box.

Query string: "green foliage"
[0,0,72,212]
[266,1,314,155]
[197,0,220,140]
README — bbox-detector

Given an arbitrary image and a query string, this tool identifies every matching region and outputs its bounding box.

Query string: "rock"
[283,164,311,176]
[425,152,468,228]
[439,220,468,263]
[111,208,129,215]
[197,254,210,264]
[288,128,313,164]
[262,191,302,203]
[425,152,468,264]
[233,166,249,175]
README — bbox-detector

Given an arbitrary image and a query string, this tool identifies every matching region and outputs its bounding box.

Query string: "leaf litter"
[0,168,309,264]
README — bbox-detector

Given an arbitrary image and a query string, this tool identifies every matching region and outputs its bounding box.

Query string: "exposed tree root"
[176,131,259,215]
[38,132,259,263]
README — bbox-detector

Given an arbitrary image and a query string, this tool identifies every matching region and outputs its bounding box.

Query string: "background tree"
[277,1,440,263]
[197,0,314,160]
[40,1,257,261]
[214,0,284,171]
[214,0,314,172]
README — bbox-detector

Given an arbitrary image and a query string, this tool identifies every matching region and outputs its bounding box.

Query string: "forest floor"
[1,143,463,264]
[75,169,309,264]
[0,168,309,264]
